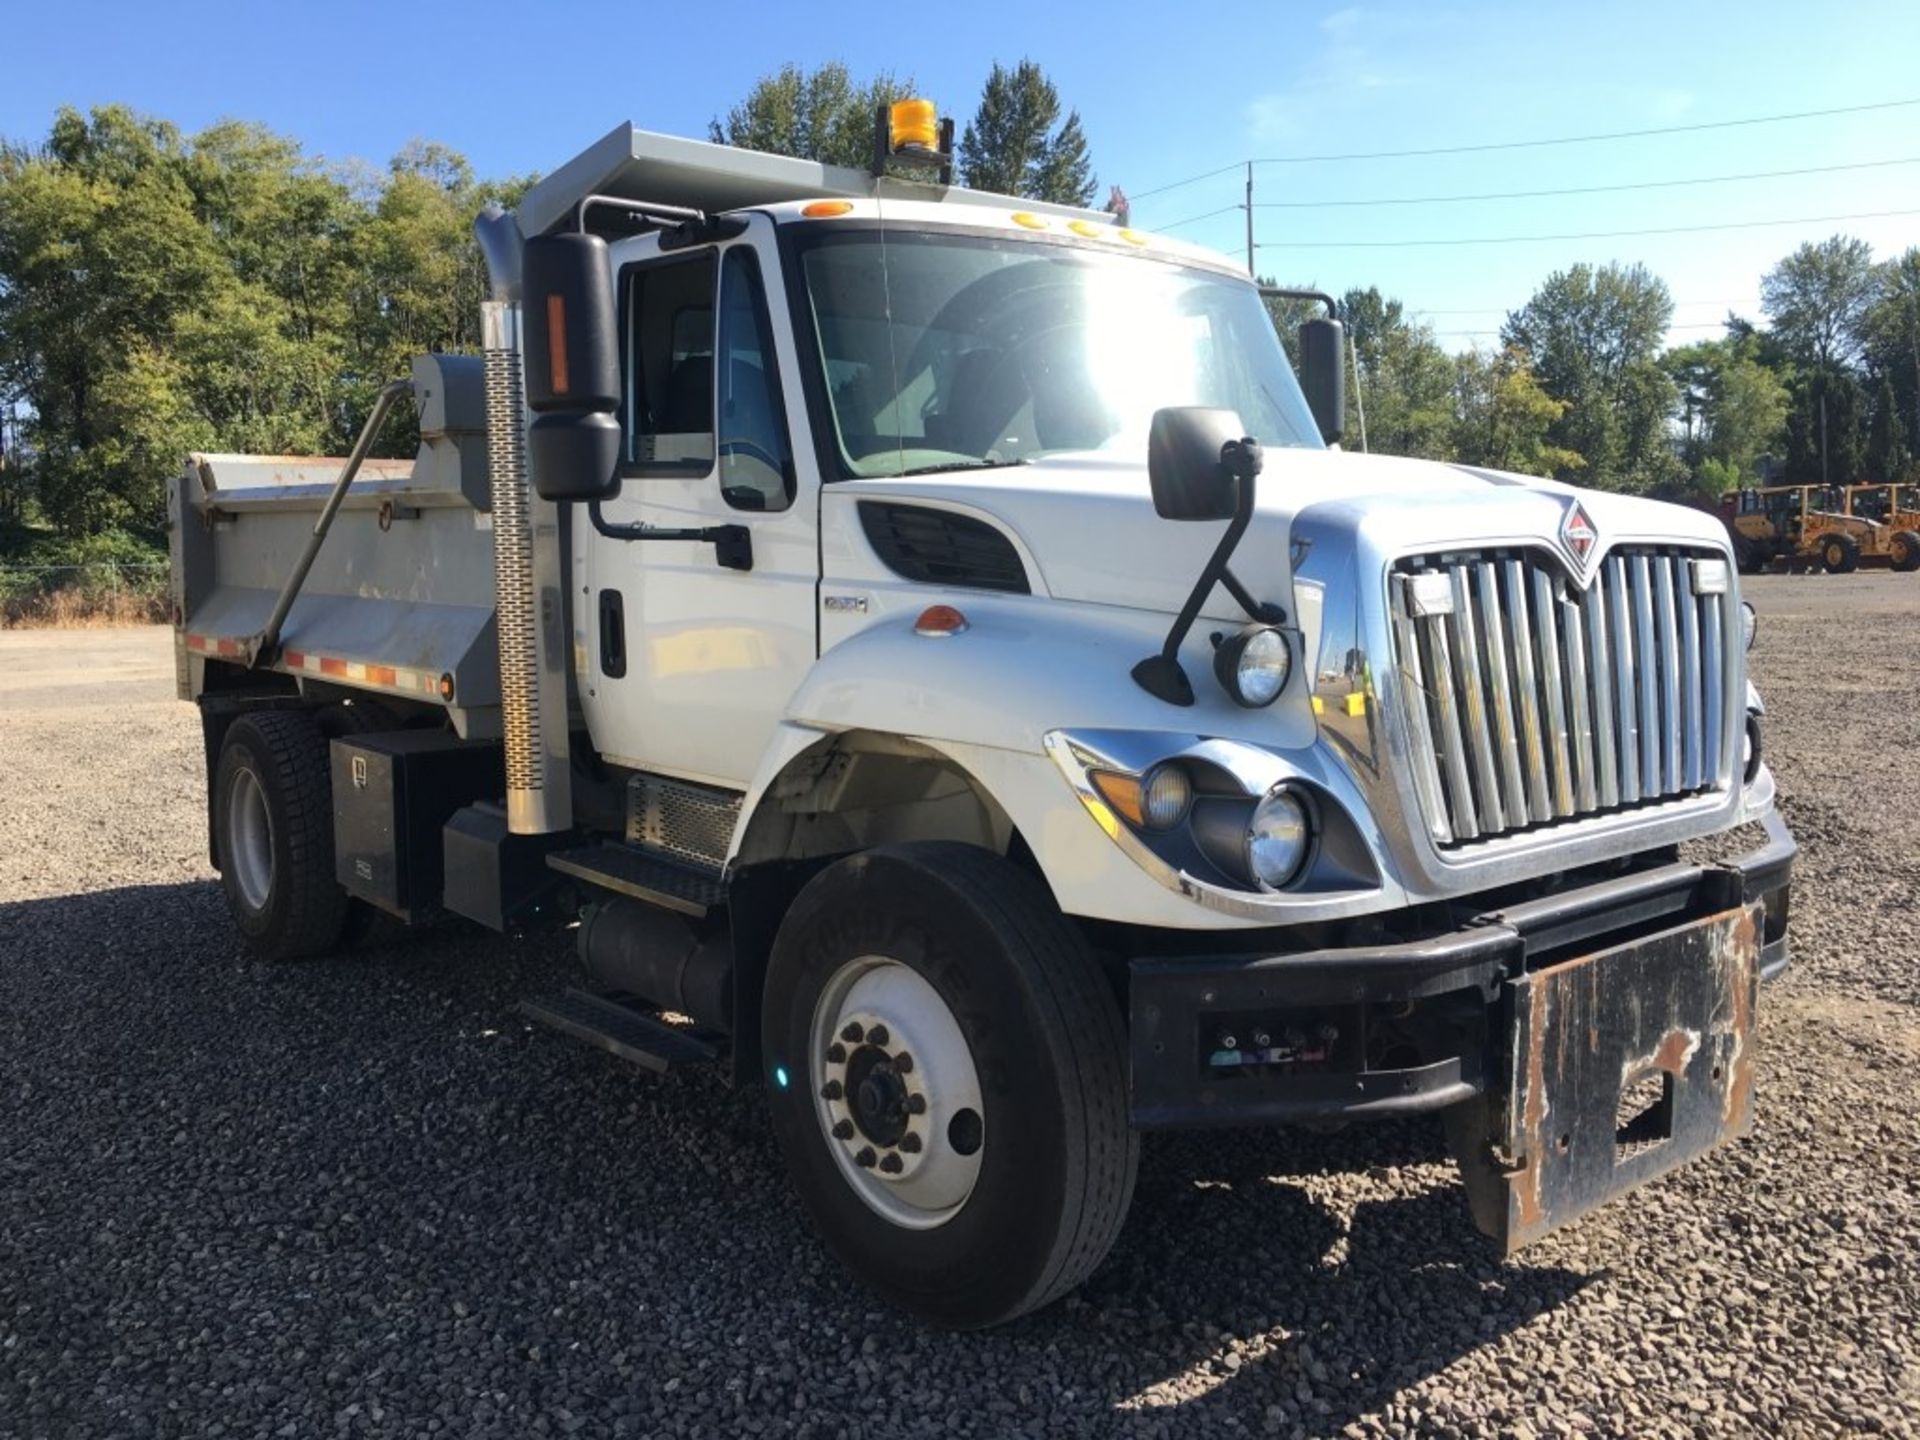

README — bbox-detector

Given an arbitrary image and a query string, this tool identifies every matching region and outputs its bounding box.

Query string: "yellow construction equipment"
[1718,484,1908,574]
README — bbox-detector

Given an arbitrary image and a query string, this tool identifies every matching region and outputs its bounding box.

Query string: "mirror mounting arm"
[588,501,754,572]
[1131,437,1283,707]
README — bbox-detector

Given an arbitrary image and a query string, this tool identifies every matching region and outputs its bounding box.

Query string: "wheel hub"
[810,959,984,1229]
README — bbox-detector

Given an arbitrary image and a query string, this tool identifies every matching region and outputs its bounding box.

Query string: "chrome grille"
[1389,546,1734,848]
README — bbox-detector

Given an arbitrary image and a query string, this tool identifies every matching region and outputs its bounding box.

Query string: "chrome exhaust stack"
[476,206,572,835]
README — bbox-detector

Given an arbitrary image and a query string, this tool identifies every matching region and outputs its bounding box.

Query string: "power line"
[1130,95,1920,200]
[1255,207,1920,249]
[1248,156,1920,210]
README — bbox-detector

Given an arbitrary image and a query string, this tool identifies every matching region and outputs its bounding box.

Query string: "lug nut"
[906,1094,927,1115]
[826,1043,846,1064]
[831,1119,855,1140]
[855,1147,877,1168]
[867,1024,890,1047]
[899,1132,922,1153]
[841,1022,864,1044]
[879,1153,903,1175]
[894,1052,913,1073]
[820,1080,843,1101]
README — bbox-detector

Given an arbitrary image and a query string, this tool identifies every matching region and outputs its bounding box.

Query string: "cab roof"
[514,121,1120,240]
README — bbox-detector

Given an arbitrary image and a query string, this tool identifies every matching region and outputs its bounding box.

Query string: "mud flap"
[1447,903,1760,1253]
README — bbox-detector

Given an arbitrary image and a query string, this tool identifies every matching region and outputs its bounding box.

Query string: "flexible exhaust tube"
[478,207,571,835]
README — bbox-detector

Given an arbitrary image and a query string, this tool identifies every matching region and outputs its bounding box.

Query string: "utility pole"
[1244,161,1255,275]
[1820,389,1829,487]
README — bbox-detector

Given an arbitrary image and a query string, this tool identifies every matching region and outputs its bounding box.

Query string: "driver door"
[578,221,818,788]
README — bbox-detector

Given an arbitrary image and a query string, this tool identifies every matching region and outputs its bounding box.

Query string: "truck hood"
[839,448,1731,619]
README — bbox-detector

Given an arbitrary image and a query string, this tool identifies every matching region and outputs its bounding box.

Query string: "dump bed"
[169,353,504,731]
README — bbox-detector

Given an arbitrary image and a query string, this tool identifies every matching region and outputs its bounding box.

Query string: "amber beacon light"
[871,99,955,183]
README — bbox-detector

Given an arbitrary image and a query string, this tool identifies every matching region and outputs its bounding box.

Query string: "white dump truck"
[172,106,1795,1328]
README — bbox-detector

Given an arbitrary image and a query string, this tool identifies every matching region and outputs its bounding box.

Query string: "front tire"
[1892,530,1920,573]
[1822,533,1860,574]
[213,710,351,961]
[763,843,1138,1328]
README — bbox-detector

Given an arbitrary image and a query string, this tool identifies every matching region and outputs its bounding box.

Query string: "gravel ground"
[2,590,1917,1439]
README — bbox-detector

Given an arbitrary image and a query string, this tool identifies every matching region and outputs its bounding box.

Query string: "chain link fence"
[0,560,170,626]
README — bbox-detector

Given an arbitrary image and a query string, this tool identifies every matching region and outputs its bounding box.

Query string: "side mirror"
[1147,406,1252,521]
[1297,317,1346,445]
[522,233,621,503]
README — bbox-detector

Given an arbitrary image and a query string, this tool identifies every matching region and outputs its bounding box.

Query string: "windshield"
[792,226,1324,479]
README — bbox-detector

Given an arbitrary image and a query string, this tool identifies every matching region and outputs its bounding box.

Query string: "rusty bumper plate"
[1448,902,1760,1254]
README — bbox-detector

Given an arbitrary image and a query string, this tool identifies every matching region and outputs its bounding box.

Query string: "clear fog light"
[1246,787,1311,889]
[1214,625,1291,708]
[1140,763,1192,829]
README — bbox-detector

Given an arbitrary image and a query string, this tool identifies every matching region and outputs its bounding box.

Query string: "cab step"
[518,988,720,1073]
[547,843,727,918]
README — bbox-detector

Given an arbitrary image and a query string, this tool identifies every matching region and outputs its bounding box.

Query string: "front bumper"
[1127,810,1794,1249]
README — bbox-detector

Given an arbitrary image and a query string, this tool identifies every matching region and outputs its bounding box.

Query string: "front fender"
[785,592,1318,755]
[728,596,1359,931]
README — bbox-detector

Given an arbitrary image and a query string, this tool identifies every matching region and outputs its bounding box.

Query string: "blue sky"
[5,0,1918,351]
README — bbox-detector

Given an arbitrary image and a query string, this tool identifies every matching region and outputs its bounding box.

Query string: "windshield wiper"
[894,457,1031,478]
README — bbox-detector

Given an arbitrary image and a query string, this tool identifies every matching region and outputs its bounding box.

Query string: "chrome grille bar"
[1678,559,1703,790]
[1506,560,1553,822]
[1389,578,1454,845]
[1632,555,1661,793]
[1607,556,1640,805]
[1388,543,1735,849]
[1447,563,1506,833]
[1476,562,1529,823]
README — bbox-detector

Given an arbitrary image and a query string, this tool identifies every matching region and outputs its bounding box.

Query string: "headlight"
[1245,787,1311,889]
[1740,600,1757,652]
[1214,625,1291,707]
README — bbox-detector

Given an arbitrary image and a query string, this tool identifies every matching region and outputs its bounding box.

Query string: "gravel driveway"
[2,586,1916,1439]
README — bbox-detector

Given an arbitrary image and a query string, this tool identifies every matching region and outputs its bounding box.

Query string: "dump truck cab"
[172,113,1796,1329]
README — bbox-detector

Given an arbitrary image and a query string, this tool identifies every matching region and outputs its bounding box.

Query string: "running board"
[547,843,727,918]
[518,989,719,1073]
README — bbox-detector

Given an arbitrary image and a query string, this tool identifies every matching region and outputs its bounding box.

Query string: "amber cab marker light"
[803,199,854,218]
[1090,771,1146,827]
[913,604,968,637]
[1011,212,1048,230]
[545,293,569,395]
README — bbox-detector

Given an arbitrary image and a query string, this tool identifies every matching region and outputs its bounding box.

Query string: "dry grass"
[2,585,169,629]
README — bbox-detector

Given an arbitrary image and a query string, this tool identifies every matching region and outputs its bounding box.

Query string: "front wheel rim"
[227,766,274,912]
[809,956,984,1230]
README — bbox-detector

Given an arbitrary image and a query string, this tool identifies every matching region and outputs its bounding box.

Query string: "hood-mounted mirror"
[1132,407,1287,706]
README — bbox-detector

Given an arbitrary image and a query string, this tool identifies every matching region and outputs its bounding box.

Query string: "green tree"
[708,62,915,170]
[0,105,530,539]
[1866,374,1911,482]
[957,60,1096,206]
[1338,287,1454,459]
[1664,335,1788,484]
[1782,365,1867,486]
[1501,261,1674,488]
[1451,346,1585,478]
[1864,247,1920,456]
[1762,234,1878,371]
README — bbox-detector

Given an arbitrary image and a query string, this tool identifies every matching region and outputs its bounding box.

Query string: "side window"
[622,252,716,473]
[716,248,795,512]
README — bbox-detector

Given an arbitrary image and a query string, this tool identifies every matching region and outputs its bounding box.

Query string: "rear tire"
[213,710,351,961]
[762,843,1138,1329]
[1822,533,1860,574]
[1893,530,1920,573]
